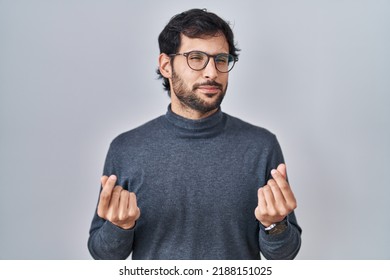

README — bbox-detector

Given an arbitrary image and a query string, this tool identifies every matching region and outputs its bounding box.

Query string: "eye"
[215,54,229,64]
[188,52,206,61]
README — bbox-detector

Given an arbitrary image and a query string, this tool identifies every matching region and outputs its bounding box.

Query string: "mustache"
[193,81,223,90]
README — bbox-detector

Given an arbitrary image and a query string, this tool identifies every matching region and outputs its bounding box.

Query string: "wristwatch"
[264,219,288,235]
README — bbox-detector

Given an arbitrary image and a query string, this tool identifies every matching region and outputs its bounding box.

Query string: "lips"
[197,86,221,94]
[193,82,223,94]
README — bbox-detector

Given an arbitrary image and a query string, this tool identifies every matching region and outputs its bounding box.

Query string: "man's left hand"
[254,163,297,227]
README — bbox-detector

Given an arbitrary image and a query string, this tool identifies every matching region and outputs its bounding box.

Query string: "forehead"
[178,34,229,54]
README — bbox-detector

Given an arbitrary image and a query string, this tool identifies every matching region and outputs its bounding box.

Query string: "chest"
[119,140,266,224]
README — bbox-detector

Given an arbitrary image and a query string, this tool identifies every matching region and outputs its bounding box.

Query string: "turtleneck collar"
[164,105,226,138]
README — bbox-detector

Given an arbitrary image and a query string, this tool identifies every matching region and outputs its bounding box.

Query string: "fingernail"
[271,169,277,175]
[109,175,116,180]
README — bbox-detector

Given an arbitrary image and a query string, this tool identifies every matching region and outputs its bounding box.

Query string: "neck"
[165,105,225,139]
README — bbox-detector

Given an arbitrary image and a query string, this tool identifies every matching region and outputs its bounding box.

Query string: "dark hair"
[157,8,240,96]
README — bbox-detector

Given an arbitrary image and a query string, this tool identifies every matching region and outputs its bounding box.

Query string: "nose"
[202,58,218,80]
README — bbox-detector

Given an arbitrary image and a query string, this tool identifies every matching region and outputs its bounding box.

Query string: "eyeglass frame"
[168,51,239,73]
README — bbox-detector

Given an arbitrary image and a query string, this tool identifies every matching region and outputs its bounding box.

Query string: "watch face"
[266,221,288,235]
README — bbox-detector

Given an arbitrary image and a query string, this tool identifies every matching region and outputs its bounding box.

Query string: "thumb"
[101,175,109,188]
[277,163,287,179]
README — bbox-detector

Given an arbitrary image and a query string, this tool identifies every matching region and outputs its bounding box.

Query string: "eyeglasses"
[169,51,238,73]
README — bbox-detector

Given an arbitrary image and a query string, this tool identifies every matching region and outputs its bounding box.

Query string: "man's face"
[170,34,230,115]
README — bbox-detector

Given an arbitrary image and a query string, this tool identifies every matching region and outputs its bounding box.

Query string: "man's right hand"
[97,175,140,230]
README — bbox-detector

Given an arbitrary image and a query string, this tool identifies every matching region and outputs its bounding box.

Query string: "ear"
[159,53,172,79]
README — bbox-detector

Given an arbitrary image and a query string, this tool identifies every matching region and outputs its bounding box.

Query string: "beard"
[171,69,227,114]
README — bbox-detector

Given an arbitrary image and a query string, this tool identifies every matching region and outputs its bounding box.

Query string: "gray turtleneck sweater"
[88,106,302,260]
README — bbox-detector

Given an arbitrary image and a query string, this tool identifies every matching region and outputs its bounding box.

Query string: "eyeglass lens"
[186,51,235,72]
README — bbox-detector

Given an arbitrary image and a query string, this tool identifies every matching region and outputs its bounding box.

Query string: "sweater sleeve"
[88,215,135,259]
[258,136,302,260]
[259,211,302,259]
[87,141,135,260]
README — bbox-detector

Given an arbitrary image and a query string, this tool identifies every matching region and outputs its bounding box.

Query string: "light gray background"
[1,0,389,259]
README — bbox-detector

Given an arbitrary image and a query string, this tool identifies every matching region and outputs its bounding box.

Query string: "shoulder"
[224,113,278,145]
[109,115,165,149]
[223,113,285,163]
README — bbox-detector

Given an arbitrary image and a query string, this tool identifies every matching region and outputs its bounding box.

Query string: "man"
[88,8,302,260]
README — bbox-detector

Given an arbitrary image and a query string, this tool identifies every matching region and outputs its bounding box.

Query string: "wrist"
[113,220,136,230]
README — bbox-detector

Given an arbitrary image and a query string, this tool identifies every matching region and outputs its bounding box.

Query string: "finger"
[271,169,297,210]
[255,191,265,222]
[110,185,123,210]
[271,169,291,194]
[102,175,117,191]
[267,179,287,205]
[98,175,117,216]
[268,179,294,219]
[101,175,109,188]
[128,192,140,220]
[276,163,287,179]
[257,188,267,210]
[262,185,276,213]
[118,190,130,221]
